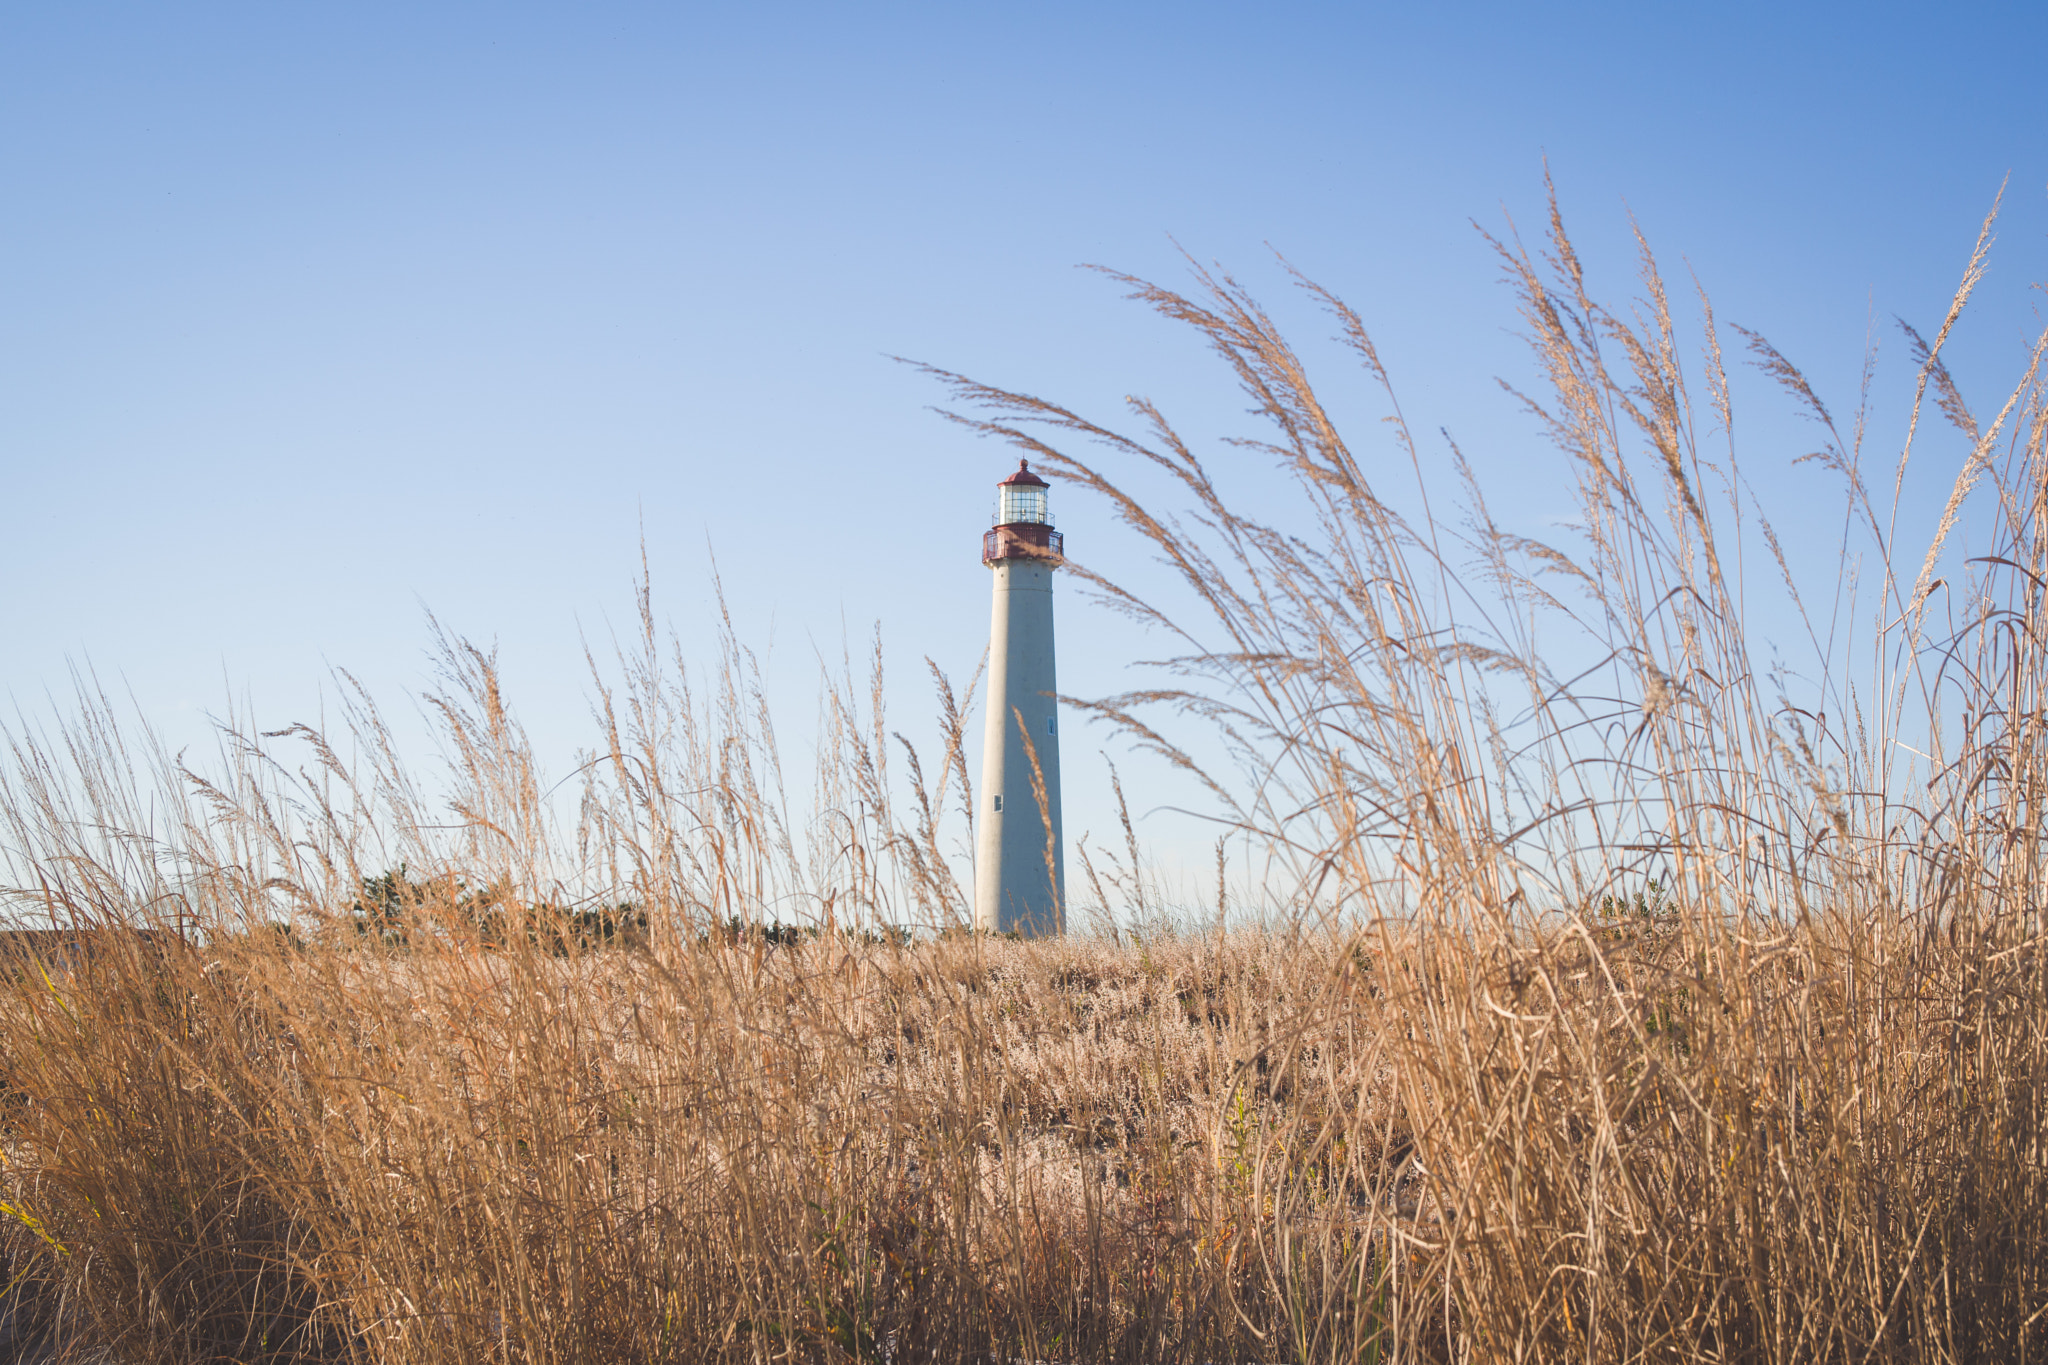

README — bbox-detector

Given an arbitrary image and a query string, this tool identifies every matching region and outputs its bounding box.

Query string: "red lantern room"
[982,459,1066,565]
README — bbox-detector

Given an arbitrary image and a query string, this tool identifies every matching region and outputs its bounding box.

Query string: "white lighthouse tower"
[975,459,1065,937]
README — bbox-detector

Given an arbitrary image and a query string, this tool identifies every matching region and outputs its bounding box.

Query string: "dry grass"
[5,181,2048,1362]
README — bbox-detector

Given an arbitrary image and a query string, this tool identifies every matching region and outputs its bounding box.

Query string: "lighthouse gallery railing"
[982,524,1064,565]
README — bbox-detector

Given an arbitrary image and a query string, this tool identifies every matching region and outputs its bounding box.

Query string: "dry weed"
[5,182,2047,1362]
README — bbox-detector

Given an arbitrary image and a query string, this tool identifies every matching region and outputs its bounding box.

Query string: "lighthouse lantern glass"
[998,483,1049,525]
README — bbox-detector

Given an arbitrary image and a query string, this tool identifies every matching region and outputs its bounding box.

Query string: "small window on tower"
[1047,715,1056,735]
[993,794,1003,812]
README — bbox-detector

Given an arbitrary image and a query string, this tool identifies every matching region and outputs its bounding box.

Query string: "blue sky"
[4,2,2044,900]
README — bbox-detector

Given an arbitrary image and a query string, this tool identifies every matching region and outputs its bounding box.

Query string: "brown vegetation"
[5,183,2047,1362]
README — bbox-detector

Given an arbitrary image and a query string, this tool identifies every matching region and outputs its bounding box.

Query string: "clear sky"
[4,2,2045,903]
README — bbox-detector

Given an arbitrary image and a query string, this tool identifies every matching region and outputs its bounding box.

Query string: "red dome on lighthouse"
[997,459,1049,488]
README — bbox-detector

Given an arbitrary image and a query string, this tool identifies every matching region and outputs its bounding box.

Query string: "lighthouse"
[975,459,1066,937]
